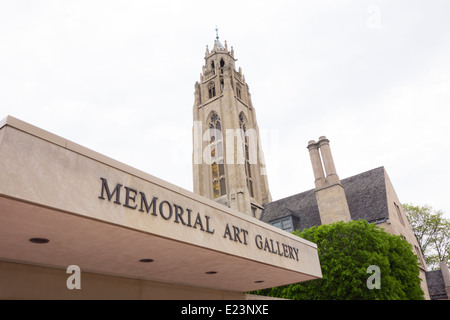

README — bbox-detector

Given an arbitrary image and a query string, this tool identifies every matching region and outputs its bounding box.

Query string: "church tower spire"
[192,32,271,218]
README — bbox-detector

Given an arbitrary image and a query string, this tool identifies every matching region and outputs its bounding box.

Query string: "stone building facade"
[0,115,321,300]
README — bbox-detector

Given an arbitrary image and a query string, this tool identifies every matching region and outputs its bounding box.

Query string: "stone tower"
[192,30,271,218]
[307,136,351,225]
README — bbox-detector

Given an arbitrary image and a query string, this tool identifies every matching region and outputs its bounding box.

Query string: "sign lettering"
[98,177,299,262]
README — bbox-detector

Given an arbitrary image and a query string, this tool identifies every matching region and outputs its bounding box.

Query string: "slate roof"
[426,269,448,300]
[260,166,389,231]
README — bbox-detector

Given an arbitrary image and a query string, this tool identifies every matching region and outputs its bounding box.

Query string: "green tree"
[402,203,449,270]
[253,220,424,300]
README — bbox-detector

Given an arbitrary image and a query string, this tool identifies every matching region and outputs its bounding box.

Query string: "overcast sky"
[1,1,449,218]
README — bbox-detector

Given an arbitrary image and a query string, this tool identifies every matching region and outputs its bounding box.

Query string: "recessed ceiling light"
[139,259,154,263]
[29,238,49,244]
[205,271,217,274]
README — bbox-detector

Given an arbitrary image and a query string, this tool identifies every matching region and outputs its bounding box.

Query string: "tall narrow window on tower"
[220,58,225,74]
[208,82,216,99]
[210,113,226,198]
[239,113,254,198]
[236,83,242,99]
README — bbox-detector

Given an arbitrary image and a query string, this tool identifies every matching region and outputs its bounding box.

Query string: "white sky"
[1,0,449,218]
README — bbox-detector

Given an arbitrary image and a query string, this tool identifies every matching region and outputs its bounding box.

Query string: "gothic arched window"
[239,113,254,197]
[209,113,225,198]
[220,58,225,74]
[236,83,242,99]
[220,77,224,93]
[208,82,216,99]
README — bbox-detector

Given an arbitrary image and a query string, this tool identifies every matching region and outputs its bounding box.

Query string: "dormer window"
[270,216,294,232]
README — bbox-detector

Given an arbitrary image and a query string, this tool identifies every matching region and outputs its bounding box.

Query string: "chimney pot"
[307,139,325,188]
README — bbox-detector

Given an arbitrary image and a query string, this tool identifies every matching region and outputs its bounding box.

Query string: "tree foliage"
[402,203,449,270]
[253,220,424,300]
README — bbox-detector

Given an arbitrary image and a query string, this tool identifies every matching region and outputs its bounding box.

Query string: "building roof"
[215,39,225,50]
[426,269,449,300]
[261,166,389,230]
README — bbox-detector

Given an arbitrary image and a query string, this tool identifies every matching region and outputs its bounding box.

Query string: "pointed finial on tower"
[214,26,225,51]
